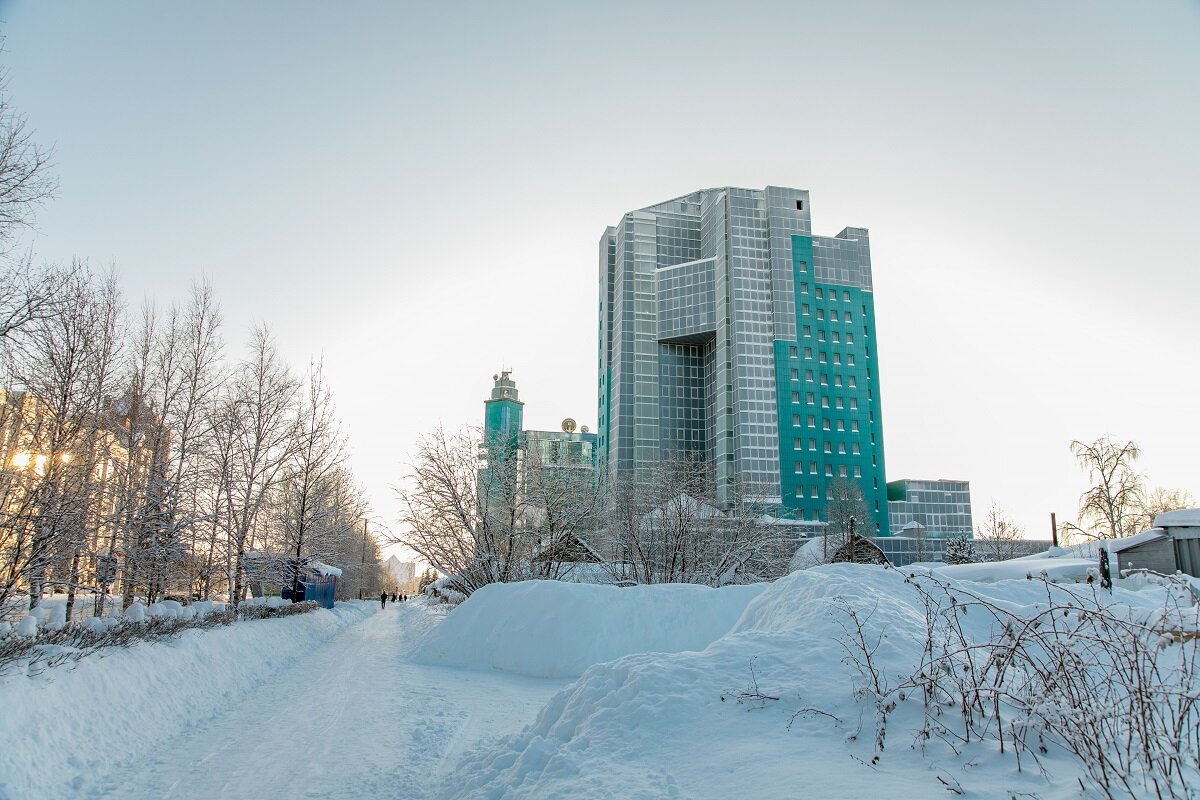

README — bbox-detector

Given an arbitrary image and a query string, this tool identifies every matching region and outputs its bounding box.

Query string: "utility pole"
[1050,512,1058,548]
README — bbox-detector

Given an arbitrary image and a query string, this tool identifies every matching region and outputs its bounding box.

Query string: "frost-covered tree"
[1070,436,1145,540]
[943,535,975,565]
[975,503,1023,562]
[822,477,871,563]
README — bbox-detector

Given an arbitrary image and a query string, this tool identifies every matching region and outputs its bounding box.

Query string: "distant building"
[597,186,888,531]
[479,371,598,529]
[886,479,973,539]
[384,555,417,592]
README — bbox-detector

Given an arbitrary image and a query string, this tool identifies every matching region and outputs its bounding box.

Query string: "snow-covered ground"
[2,564,1196,799]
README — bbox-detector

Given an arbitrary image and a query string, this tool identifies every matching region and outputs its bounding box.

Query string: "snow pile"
[414,580,767,678]
[443,565,1196,799]
[930,556,1096,582]
[0,601,373,799]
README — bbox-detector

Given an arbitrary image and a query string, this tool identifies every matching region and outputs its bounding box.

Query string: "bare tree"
[1128,486,1195,533]
[604,454,792,585]
[396,425,532,595]
[0,267,122,611]
[1070,436,1145,540]
[822,477,871,563]
[270,359,346,599]
[520,440,602,581]
[0,72,60,343]
[0,74,55,247]
[975,502,1024,562]
[212,326,299,612]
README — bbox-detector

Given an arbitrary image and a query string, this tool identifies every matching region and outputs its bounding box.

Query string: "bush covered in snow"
[943,534,976,564]
[0,598,323,675]
[836,570,1200,799]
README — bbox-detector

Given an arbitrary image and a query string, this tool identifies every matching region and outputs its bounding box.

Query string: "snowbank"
[930,556,1097,583]
[0,601,373,799]
[414,580,767,678]
[442,565,1192,799]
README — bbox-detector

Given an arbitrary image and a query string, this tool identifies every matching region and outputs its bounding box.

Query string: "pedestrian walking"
[380,591,387,609]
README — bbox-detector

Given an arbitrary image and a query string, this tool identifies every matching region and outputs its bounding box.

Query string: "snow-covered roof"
[309,561,342,577]
[1104,529,1168,554]
[1154,508,1200,528]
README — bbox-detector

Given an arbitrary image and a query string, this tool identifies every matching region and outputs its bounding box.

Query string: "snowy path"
[84,602,566,800]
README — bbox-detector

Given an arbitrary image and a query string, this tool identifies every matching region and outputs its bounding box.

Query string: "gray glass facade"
[886,479,973,538]
[598,186,888,530]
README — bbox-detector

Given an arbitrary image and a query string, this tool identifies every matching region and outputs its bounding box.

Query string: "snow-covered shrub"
[0,599,318,676]
[833,571,1200,799]
[942,535,975,565]
[238,599,319,620]
[124,601,146,623]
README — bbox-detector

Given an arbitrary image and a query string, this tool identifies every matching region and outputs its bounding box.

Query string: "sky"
[0,1,1196,549]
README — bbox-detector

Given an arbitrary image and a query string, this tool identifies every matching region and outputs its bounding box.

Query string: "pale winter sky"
[1,1,1196,550]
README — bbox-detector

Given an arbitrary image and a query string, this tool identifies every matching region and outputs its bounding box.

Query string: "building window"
[805,370,813,382]
[837,420,845,431]
[794,437,802,449]
[808,438,817,450]
[809,462,817,474]
[846,333,854,344]
[816,288,824,300]
[824,443,832,453]
[819,352,827,363]
[817,309,825,321]
[846,311,853,322]
[854,466,862,477]
[789,345,798,358]
[799,260,807,273]
[843,290,851,302]
[821,396,829,409]
[821,373,828,385]
[831,310,839,322]
[851,421,859,433]
[802,304,810,315]
[807,415,816,427]
[792,414,801,426]
[834,375,843,387]
[791,391,800,403]
[850,399,858,410]
[796,200,804,210]
[848,376,856,388]
[825,465,833,477]
[852,442,861,454]
[839,465,848,478]
[847,354,855,366]
[833,332,841,343]
[818,331,826,342]
[835,398,844,410]
[833,353,841,365]
[822,419,831,431]
[839,443,847,454]
[805,392,815,405]
[790,368,799,380]
[803,325,811,337]
[804,348,813,359]
[800,283,808,293]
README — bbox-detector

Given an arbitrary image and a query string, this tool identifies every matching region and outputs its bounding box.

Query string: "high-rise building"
[597,186,888,533]
[479,371,598,527]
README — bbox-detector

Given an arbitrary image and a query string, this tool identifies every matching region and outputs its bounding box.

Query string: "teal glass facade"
[598,187,889,534]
